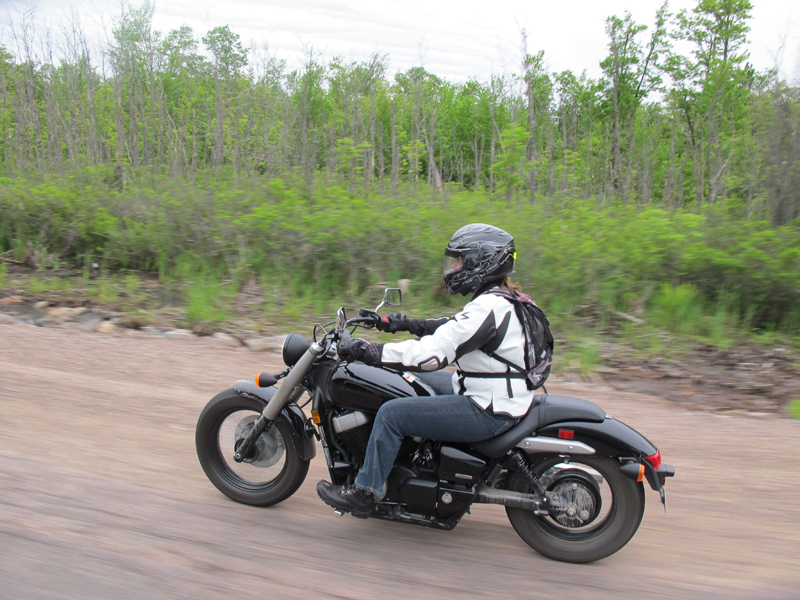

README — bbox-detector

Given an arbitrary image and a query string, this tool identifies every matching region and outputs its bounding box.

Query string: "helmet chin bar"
[444,270,483,296]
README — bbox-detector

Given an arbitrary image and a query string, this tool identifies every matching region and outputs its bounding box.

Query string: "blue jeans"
[353,371,518,497]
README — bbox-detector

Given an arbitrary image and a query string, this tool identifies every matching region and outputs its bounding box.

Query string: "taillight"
[644,450,661,469]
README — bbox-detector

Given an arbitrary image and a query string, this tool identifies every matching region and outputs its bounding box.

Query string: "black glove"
[337,332,383,366]
[358,308,381,328]
[375,312,410,333]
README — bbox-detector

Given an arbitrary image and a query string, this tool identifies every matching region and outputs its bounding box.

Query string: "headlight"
[282,333,310,366]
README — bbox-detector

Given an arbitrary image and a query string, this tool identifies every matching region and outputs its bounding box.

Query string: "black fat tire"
[196,391,310,506]
[506,457,645,563]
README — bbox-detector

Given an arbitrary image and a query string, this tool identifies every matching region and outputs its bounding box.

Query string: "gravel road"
[1,323,799,600]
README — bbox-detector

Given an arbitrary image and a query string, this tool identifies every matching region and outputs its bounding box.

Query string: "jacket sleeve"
[407,317,451,338]
[379,296,500,372]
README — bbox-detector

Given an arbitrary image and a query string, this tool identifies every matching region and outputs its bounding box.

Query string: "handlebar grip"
[357,309,381,328]
[256,372,278,387]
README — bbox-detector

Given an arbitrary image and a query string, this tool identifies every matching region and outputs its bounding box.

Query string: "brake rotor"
[546,472,603,528]
[234,415,285,468]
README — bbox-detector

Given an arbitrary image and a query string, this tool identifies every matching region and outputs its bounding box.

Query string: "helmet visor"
[443,252,464,276]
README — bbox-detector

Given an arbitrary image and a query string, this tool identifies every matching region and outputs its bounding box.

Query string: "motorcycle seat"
[470,394,606,459]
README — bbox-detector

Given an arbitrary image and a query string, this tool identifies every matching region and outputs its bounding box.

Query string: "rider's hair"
[498,276,522,294]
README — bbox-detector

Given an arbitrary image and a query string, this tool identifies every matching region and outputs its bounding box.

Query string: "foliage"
[184,278,229,329]
[1,0,799,342]
[2,168,798,334]
[0,0,797,222]
[789,399,800,419]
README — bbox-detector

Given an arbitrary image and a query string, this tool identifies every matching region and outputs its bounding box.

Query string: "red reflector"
[558,430,574,440]
[644,450,661,469]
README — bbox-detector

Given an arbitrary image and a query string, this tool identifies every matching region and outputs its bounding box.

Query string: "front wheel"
[196,391,310,506]
[505,457,645,563]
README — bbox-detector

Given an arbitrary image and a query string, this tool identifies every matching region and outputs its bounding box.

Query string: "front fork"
[233,341,324,462]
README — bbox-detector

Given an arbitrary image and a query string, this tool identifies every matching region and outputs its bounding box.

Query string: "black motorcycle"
[195,289,674,563]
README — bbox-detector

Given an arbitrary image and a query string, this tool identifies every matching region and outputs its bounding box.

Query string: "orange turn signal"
[636,463,645,483]
[311,410,321,424]
[255,372,263,387]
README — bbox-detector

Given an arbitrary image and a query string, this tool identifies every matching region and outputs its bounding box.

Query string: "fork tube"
[233,342,324,463]
[261,342,324,421]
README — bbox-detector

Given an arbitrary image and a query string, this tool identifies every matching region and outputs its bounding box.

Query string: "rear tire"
[196,391,309,506]
[506,457,645,563]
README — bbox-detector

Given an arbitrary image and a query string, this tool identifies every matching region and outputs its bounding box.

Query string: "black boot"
[316,481,375,518]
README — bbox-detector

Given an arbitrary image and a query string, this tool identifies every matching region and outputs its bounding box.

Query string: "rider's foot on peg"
[316,480,375,518]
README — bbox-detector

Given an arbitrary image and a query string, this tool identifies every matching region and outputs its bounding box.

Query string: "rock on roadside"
[210,332,241,347]
[46,307,88,322]
[243,336,285,352]
[163,329,195,338]
[95,321,119,334]
[0,314,17,325]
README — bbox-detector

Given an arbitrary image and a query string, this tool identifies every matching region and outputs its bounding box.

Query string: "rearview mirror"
[384,288,402,306]
[375,288,402,313]
[336,306,347,331]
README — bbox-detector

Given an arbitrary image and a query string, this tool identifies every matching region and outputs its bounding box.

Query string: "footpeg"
[333,509,345,518]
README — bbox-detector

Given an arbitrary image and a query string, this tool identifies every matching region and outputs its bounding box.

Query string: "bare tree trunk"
[489,130,495,196]
[390,99,398,192]
[546,122,554,204]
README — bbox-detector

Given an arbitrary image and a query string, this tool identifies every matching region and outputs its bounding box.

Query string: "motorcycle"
[195,288,675,563]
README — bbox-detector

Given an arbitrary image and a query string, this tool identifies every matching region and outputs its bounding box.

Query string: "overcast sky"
[2,0,798,82]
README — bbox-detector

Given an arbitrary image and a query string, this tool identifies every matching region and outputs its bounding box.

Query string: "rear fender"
[536,417,674,491]
[537,416,657,457]
[231,382,316,461]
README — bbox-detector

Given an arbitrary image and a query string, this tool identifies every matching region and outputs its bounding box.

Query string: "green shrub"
[2,168,799,335]
[184,279,229,328]
[788,400,800,420]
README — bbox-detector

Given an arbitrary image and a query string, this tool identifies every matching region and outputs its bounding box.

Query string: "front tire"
[196,391,310,506]
[506,457,645,563]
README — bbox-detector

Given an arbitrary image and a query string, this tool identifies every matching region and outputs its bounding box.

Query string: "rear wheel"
[505,457,645,563]
[196,391,309,506]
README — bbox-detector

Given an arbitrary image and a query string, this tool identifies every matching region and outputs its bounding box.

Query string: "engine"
[331,410,373,463]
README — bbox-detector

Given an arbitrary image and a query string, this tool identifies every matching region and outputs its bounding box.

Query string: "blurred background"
[0,0,798,416]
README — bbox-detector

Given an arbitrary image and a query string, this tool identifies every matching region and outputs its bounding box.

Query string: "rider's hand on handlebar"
[376,312,409,333]
[337,331,381,365]
[337,331,362,362]
[358,308,381,329]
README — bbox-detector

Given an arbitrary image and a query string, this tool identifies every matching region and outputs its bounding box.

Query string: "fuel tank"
[327,363,434,413]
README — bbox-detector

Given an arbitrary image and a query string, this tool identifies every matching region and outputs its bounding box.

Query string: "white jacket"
[380,287,535,418]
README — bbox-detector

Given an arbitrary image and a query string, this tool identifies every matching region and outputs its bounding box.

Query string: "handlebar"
[347,316,379,328]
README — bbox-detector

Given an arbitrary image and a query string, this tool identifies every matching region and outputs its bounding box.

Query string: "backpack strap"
[458,364,523,397]
[482,289,533,376]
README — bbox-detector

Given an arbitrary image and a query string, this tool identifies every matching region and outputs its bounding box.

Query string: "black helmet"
[443,223,516,296]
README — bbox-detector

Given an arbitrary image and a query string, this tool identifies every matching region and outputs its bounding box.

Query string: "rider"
[317,223,538,516]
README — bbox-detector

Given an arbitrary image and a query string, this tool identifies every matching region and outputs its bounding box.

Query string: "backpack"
[483,289,555,391]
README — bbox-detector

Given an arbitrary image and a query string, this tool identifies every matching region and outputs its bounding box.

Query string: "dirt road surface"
[1,323,799,600]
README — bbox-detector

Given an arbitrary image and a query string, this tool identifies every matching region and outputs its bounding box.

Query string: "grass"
[184,278,230,330]
[555,336,603,376]
[0,263,6,288]
[788,400,800,420]
[23,274,74,293]
[88,275,120,303]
